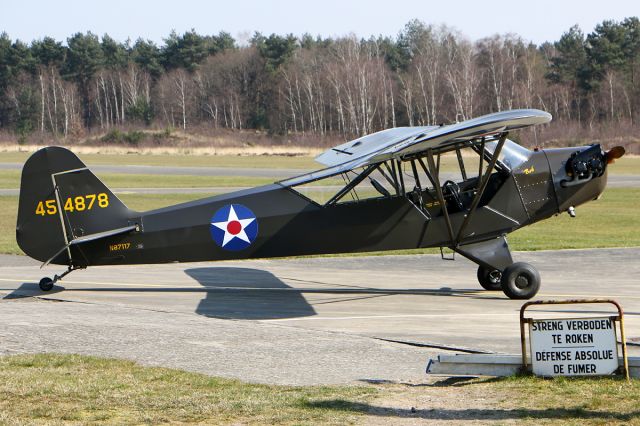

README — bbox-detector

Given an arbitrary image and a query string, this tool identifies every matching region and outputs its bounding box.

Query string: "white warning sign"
[529,317,618,376]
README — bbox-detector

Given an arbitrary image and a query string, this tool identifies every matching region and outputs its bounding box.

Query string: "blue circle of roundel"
[210,204,259,251]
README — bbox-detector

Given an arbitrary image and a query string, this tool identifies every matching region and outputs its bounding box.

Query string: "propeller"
[606,146,626,164]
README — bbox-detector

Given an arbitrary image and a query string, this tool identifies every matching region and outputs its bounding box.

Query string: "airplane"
[16,109,625,299]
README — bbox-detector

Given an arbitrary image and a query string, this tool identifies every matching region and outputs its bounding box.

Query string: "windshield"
[484,139,531,170]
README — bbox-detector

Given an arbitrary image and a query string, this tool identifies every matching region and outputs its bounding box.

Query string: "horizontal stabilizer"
[42,224,138,268]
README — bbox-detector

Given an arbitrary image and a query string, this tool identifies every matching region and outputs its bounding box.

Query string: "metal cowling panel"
[511,152,556,221]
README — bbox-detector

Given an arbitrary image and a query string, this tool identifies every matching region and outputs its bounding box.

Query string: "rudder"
[16,146,132,264]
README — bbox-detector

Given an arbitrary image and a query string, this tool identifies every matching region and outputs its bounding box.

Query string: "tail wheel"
[39,277,54,291]
[501,262,540,300]
[477,265,502,291]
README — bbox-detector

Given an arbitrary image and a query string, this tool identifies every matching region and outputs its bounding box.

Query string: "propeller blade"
[606,146,625,164]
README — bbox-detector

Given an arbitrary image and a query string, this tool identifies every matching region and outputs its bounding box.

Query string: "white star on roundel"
[211,205,256,247]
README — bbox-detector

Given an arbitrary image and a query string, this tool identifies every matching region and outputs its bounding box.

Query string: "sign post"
[520,300,629,380]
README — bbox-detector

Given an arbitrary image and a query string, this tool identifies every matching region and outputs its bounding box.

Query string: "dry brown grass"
[0,354,376,425]
[3,121,639,156]
[0,143,323,157]
[1,354,639,425]
[0,126,342,155]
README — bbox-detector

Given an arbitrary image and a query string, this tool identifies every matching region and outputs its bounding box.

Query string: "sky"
[2,0,639,46]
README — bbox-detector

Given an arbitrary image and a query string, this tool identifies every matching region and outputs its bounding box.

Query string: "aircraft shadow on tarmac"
[3,283,65,299]
[185,267,318,320]
[2,270,500,320]
[2,274,317,321]
[184,267,501,320]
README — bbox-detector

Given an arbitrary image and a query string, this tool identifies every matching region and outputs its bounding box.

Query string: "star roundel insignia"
[210,204,259,251]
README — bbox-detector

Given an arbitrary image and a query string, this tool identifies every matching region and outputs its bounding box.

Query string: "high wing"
[315,109,551,168]
[284,109,551,186]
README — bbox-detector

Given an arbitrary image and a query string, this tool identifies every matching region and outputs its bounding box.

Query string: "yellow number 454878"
[35,193,109,216]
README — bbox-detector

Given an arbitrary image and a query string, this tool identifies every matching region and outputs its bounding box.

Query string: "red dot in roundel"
[227,220,242,235]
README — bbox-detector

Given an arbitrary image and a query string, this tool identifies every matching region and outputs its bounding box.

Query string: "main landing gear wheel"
[39,277,54,291]
[500,262,540,300]
[477,265,502,291]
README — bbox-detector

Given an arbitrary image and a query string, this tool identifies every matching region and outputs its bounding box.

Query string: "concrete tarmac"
[1,248,639,384]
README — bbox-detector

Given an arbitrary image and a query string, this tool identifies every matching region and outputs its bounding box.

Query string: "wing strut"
[326,164,377,206]
[454,132,508,244]
[425,149,455,245]
[456,148,467,180]
[478,138,485,177]
[390,161,400,196]
[420,132,508,249]
[417,157,438,189]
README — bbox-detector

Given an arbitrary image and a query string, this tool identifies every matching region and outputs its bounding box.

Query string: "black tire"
[500,262,540,300]
[39,277,54,291]
[477,265,502,291]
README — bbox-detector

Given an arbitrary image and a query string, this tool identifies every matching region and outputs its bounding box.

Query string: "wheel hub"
[515,275,530,289]
[489,271,501,284]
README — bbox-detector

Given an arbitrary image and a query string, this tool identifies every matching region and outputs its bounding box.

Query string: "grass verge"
[0,354,376,425]
[367,374,640,425]
[493,374,640,424]
[1,354,639,425]
[608,156,640,175]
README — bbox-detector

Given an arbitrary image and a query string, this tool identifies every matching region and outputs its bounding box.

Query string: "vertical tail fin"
[16,146,131,264]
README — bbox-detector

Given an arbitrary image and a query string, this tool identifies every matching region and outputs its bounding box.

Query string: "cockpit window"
[484,139,531,170]
[286,137,523,208]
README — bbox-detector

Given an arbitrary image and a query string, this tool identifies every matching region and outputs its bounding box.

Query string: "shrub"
[100,129,145,146]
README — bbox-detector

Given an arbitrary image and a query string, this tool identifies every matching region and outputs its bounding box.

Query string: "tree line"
[0,17,638,142]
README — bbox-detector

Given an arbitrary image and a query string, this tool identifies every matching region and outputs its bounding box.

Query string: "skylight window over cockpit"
[484,139,531,170]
